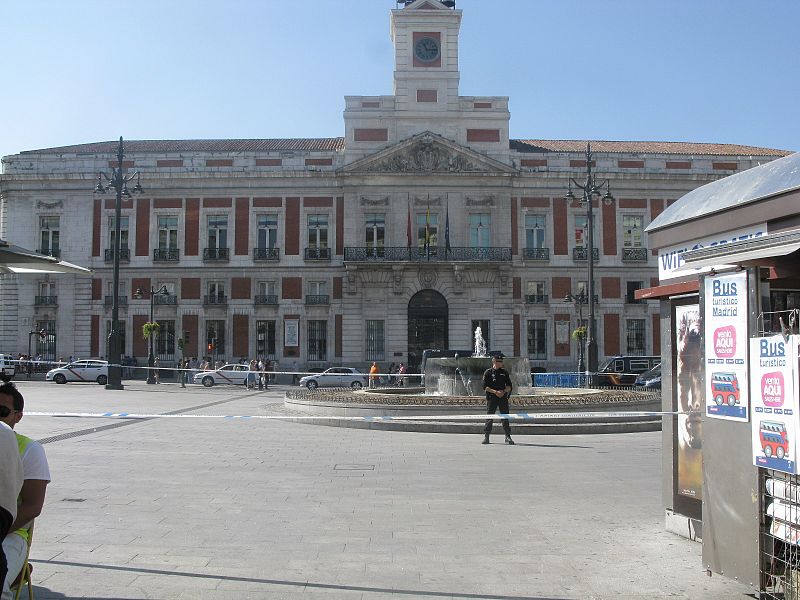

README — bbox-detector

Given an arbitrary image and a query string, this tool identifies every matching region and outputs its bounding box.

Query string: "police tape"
[24,410,685,421]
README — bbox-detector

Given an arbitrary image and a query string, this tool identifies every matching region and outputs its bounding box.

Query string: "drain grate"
[334,464,375,471]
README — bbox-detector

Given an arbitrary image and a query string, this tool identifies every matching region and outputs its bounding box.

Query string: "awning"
[675,230,800,272]
[0,239,92,274]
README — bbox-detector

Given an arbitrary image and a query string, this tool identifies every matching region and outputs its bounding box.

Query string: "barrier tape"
[25,410,684,421]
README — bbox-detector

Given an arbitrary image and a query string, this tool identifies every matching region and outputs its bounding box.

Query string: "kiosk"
[640,151,800,596]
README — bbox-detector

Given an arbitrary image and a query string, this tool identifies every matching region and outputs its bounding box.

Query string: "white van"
[0,354,16,379]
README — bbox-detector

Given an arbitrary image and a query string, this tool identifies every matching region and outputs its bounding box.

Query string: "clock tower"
[390,0,462,112]
[342,0,510,165]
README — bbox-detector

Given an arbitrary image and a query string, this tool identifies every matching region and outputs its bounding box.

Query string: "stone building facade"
[0,0,788,373]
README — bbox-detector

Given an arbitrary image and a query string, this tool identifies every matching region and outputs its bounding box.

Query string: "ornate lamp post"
[94,137,144,390]
[564,143,614,374]
[135,285,169,384]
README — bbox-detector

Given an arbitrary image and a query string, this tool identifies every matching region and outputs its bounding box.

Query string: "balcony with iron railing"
[344,246,512,263]
[253,247,280,261]
[203,247,230,261]
[34,296,58,306]
[254,294,279,305]
[524,294,548,304]
[622,247,649,262]
[104,248,130,262]
[38,248,60,259]
[154,294,178,306]
[304,247,331,261]
[103,295,128,307]
[153,248,180,262]
[572,247,599,261]
[305,295,330,305]
[203,294,228,306]
[523,247,550,261]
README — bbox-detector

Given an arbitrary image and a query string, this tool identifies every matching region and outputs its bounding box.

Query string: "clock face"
[414,37,440,63]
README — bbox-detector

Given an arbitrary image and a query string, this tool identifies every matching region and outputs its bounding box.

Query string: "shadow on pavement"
[34,559,575,600]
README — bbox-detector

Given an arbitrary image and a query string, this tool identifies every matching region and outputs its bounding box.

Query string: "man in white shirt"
[0,383,50,600]
[0,421,23,587]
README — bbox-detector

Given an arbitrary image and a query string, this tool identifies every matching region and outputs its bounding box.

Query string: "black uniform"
[482,366,513,436]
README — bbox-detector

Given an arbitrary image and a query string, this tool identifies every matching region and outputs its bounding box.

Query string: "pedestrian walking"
[481,353,514,445]
[369,362,379,388]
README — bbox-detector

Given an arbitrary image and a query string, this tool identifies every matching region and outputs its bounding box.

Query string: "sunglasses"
[0,405,12,418]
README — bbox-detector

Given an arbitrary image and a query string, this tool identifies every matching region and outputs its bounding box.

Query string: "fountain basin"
[424,356,533,396]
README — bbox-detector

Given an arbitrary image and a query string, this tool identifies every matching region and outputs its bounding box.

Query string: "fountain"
[423,327,534,396]
[283,326,662,435]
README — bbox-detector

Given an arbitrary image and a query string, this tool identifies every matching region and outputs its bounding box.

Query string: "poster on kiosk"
[704,271,749,421]
[750,335,800,473]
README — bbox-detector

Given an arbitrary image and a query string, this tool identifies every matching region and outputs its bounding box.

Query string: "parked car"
[594,355,660,386]
[0,354,16,380]
[46,359,109,385]
[298,367,367,390]
[193,364,250,387]
[634,363,661,389]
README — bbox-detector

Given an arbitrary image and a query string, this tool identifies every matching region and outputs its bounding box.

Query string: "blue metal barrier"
[533,372,587,388]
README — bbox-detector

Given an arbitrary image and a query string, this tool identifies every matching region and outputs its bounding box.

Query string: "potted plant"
[142,321,160,340]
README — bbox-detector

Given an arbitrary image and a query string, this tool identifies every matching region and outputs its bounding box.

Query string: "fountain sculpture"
[424,327,533,396]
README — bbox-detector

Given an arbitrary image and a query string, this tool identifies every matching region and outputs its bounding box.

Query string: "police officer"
[482,354,514,445]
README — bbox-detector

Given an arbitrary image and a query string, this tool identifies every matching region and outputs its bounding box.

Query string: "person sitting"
[0,382,50,600]
[0,421,23,588]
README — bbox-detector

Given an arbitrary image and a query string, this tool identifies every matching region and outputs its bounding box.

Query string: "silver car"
[193,364,251,387]
[298,367,367,390]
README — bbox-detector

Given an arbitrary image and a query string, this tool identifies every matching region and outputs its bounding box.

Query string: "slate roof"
[19,138,347,154]
[510,139,790,156]
[647,151,800,232]
[15,137,791,157]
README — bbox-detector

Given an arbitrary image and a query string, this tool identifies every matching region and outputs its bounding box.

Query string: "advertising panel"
[658,224,765,283]
[704,271,749,421]
[750,335,800,474]
[675,303,703,500]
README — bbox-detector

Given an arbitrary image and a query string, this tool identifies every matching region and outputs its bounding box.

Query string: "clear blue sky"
[1,0,797,163]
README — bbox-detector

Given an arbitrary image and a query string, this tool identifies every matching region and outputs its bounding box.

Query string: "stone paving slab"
[5,381,754,599]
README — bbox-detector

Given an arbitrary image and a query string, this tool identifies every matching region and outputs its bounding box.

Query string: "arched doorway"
[408,289,448,374]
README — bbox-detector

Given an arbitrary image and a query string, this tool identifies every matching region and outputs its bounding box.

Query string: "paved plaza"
[6,380,753,599]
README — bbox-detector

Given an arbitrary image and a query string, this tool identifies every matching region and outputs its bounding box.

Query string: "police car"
[46,360,109,385]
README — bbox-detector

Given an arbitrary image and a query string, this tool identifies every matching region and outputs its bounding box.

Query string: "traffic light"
[207,343,213,352]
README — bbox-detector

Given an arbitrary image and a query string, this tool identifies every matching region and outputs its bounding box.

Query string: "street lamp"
[563,292,589,378]
[564,143,614,374]
[135,285,169,384]
[94,137,145,390]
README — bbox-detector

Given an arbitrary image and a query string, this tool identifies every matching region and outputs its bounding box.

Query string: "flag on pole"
[445,197,451,255]
[406,197,412,249]
[424,203,431,260]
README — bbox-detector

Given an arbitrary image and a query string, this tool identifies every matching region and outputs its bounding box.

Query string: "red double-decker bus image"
[760,421,789,460]
[711,372,740,406]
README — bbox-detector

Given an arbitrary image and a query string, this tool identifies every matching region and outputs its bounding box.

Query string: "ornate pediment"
[340,131,515,175]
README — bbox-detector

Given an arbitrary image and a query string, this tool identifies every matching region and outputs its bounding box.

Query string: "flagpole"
[406,193,412,257]
[445,193,451,258]
[425,195,431,261]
